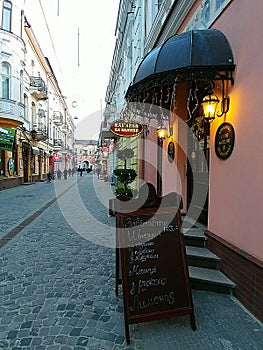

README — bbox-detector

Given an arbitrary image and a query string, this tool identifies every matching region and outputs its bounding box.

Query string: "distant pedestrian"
[57,169,62,180]
[72,168,75,176]
[63,169,68,180]
[47,171,53,183]
[96,165,101,179]
[68,168,72,177]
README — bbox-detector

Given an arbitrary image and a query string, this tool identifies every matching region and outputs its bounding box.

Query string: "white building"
[0,0,75,188]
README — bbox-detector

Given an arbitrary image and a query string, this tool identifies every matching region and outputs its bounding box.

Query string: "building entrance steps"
[182,216,236,294]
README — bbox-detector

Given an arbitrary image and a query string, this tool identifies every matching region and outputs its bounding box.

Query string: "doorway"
[187,117,210,225]
[22,144,30,183]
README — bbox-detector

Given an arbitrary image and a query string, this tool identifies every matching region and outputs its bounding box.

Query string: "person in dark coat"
[57,169,62,179]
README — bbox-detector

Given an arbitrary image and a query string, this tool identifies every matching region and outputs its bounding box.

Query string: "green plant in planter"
[114,148,137,197]
[113,168,137,197]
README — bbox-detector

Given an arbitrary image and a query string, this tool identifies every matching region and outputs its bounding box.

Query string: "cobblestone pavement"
[0,174,262,349]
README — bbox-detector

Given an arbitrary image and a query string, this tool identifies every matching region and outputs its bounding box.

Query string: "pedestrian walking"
[96,164,101,179]
[57,169,62,179]
[63,168,68,180]
[68,168,72,177]
[47,171,53,183]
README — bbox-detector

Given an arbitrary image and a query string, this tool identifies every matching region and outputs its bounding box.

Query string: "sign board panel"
[110,119,143,137]
[116,207,196,343]
[0,127,16,151]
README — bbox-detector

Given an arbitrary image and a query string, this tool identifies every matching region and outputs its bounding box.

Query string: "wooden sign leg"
[115,246,119,296]
[124,320,130,344]
[190,311,196,331]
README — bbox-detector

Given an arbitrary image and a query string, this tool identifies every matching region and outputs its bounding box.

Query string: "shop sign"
[0,127,16,151]
[53,155,62,162]
[215,122,235,160]
[110,119,143,137]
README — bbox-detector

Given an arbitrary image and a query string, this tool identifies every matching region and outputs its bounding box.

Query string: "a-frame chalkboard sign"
[111,195,196,344]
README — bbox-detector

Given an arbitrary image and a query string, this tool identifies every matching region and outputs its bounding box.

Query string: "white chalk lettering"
[127,228,161,243]
[137,277,167,294]
[130,291,175,312]
[129,265,157,277]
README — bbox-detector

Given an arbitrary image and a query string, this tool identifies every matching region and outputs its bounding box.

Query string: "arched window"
[24,94,29,121]
[2,0,12,31]
[20,70,23,103]
[31,101,36,125]
[2,62,10,99]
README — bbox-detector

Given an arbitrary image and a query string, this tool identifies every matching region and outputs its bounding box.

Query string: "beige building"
[0,0,75,189]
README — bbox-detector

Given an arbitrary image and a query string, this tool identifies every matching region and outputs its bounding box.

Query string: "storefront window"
[0,150,5,175]
[31,155,36,174]
[12,146,18,175]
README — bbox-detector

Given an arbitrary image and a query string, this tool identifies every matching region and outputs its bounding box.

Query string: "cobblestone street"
[0,175,262,349]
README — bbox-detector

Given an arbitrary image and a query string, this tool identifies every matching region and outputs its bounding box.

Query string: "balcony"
[60,124,69,134]
[29,77,48,100]
[53,111,63,125]
[31,122,48,141]
[53,138,64,151]
[0,98,25,127]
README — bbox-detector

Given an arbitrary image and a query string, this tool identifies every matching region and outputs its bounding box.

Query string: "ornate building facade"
[103,0,263,321]
[0,0,75,189]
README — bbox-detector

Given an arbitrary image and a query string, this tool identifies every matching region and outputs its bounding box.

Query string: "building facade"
[0,0,75,189]
[103,0,263,321]
[74,139,97,170]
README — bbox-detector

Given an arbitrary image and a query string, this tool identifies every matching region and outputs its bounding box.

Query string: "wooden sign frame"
[115,206,196,343]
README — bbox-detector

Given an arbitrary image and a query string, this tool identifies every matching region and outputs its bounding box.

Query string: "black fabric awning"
[126,29,235,99]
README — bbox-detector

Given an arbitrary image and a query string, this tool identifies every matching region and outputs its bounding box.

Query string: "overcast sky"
[24,0,120,139]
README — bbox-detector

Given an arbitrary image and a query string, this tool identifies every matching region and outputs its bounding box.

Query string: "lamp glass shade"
[202,94,219,121]
[157,126,168,140]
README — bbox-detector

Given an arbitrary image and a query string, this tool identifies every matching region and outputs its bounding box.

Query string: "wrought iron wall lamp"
[157,125,168,140]
[201,76,231,122]
[201,93,230,122]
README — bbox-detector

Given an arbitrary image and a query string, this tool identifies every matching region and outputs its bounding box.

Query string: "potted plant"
[113,148,137,197]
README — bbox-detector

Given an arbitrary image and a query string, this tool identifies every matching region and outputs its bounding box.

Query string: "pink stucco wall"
[208,0,263,261]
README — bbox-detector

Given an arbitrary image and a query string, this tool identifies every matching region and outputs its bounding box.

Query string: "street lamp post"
[157,126,168,196]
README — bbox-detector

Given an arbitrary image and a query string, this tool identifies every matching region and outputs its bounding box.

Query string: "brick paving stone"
[0,177,262,349]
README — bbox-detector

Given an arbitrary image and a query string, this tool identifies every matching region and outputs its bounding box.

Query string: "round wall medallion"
[168,141,175,162]
[215,122,235,160]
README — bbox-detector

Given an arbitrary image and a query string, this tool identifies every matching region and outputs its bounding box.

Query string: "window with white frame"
[2,0,12,31]
[20,70,23,103]
[31,102,36,125]
[2,62,10,99]
[24,94,29,120]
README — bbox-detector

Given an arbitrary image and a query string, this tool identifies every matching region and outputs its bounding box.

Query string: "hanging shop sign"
[53,155,62,162]
[215,122,235,160]
[0,127,16,151]
[110,119,143,137]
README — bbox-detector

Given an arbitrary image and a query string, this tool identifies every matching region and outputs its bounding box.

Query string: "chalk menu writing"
[118,209,195,331]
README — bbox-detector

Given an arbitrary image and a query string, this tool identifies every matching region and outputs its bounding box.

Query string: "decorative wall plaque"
[168,142,175,162]
[215,122,235,159]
